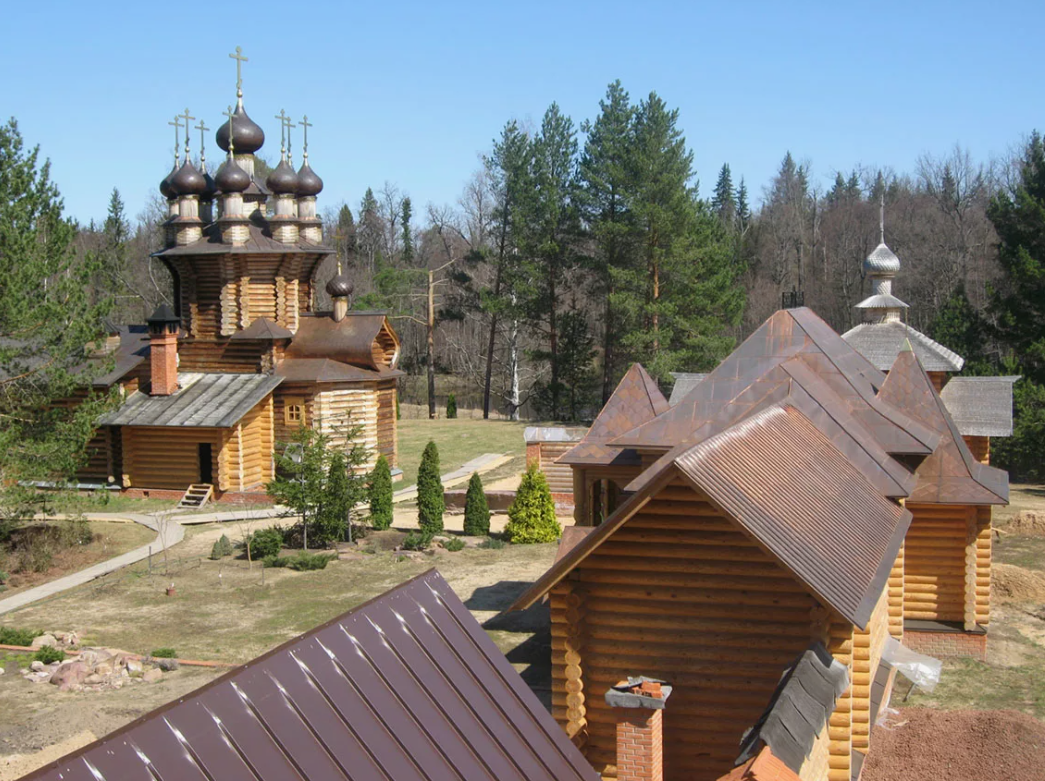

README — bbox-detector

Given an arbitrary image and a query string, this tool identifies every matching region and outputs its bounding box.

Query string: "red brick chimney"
[605,677,671,781]
[146,304,180,396]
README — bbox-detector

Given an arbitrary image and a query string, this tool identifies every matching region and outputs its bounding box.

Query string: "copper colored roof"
[277,357,403,383]
[718,747,801,781]
[230,317,294,341]
[287,313,396,371]
[559,363,669,466]
[878,347,1008,505]
[514,404,912,630]
[25,570,598,781]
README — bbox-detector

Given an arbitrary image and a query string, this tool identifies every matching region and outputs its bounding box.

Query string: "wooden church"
[79,51,401,501]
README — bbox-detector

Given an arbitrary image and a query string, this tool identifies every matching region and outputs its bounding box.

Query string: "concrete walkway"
[392,453,510,503]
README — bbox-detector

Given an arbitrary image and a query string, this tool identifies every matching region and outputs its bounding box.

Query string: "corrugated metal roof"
[854,293,909,310]
[879,348,1008,505]
[558,363,669,466]
[98,373,282,428]
[24,570,599,781]
[515,404,912,630]
[842,321,964,372]
[668,372,708,406]
[863,242,901,274]
[940,375,1019,437]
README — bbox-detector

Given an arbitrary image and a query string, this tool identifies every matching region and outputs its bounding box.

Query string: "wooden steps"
[178,484,214,510]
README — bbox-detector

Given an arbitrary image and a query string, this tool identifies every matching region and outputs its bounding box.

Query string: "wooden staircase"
[178,483,214,511]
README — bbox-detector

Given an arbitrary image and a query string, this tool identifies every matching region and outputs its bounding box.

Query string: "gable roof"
[842,320,964,372]
[669,372,709,406]
[940,375,1019,437]
[514,404,911,629]
[97,373,282,428]
[25,570,598,781]
[717,747,801,781]
[558,363,669,466]
[610,308,939,458]
[287,313,396,371]
[878,347,1008,505]
[230,317,294,341]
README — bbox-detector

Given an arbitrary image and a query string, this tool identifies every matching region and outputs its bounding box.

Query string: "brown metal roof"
[287,313,395,371]
[277,357,403,384]
[558,363,669,466]
[152,216,332,257]
[24,570,598,781]
[231,317,294,341]
[878,347,1008,505]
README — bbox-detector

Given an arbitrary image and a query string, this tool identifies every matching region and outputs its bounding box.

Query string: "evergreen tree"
[550,303,597,420]
[368,454,393,530]
[736,178,751,228]
[504,464,561,544]
[446,392,457,418]
[0,118,114,524]
[315,452,350,544]
[579,81,637,403]
[401,197,414,263]
[930,284,991,373]
[417,440,444,533]
[462,472,490,536]
[712,163,737,226]
[993,378,1045,482]
[335,203,357,261]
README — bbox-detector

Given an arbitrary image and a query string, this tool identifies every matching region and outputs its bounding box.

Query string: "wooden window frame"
[284,396,305,426]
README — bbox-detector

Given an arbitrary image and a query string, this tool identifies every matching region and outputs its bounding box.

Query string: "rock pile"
[18,632,178,692]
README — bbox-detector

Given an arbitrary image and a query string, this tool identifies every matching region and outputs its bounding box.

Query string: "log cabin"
[81,65,401,501]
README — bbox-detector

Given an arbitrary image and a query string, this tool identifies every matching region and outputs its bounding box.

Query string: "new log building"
[80,55,401,499]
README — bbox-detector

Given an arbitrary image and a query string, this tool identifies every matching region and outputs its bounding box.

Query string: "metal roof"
[854,293,909,310]
[842,321,964,372]
[864,242,901,274]
[230,317,294,341]
[559,363,669,466]
[515,404,912,630]
[878,348,1008,505]
[277,358,402,384]
[24,570,599,781]
[98,373,282,428]
[287,313,395,370]
[734,643,850,773]
[668,372,708,406]
[940,375,1019,437]
[152,217,331,257]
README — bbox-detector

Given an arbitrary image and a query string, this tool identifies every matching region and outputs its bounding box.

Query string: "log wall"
[549,478,824,781]
[376,380,397,466]
[314,386,380,469]
[824,614,854,781]
[121,427,225,491]
[535,442,576,494]
[888,545,904,639]
[964,436,990,464]
[851,590,889,756]
[223,396,274,491]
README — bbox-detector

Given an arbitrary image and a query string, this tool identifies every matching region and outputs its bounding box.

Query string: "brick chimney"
[146,304,181,396]
[605,677,671,781]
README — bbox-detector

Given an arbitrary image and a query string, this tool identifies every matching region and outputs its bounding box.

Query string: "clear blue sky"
[3,1,1040,226]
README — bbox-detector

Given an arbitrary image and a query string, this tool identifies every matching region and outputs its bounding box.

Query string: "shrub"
[463,472,490,536]
[504,465,561,544]
[261,554,282,568]
[446,393,457,419]
[417,441,444,534]
[32,646,65,664]
[396,397,401,420]
[443,536,465,552]
[244,527,283,559]
[478,536,505,550]
[0,627,39,647]
[369,455,394,530]
[0,571,7,585]
[402,529,434,551]
[285,551,336,571]
[209,534,233,560]
[151,647,177,658]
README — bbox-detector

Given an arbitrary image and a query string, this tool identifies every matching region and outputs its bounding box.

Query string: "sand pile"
[864,708,1045,781]
[1007,510,1045,536]
[992,563,1045,604]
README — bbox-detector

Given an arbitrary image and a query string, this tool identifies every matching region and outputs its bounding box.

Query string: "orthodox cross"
[223,105,236,155]
[300,115,312,161]
[195,119,210,168]
[333,228,347,271]
[879,192,886,244]
[274,109,289,158]
[229,46,248,98]
[168,115,183,166]
[181,108,196,160]
[285,116,297,165]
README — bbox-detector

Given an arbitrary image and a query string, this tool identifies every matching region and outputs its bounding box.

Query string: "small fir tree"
[315,452,350,545]
[417,440,444,533]
[446,393,458,419]
[369,454,394,530]
[504,465,561,544]
[463,472,490,536]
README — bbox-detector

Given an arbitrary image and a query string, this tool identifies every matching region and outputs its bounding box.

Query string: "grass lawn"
[39,492,181,516]
[395,417,531,488]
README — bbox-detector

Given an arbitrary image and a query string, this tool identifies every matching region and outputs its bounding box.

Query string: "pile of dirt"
[992,563,1045,603]
[864,708,1045,781]
[1006,510,1045,536]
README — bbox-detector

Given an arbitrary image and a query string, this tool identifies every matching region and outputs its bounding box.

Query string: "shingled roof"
[515,404,912,630]
[878,346,1008,505]
[668,372,708,406]
[25,570,599,781]
[843,320,964,372]
[559,363,669,466]
[940,375,1019,437]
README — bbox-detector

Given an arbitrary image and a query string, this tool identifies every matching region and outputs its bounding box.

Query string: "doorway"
[198,443,213,484]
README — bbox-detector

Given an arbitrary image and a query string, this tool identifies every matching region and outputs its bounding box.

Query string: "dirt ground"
[863,708,1045,781]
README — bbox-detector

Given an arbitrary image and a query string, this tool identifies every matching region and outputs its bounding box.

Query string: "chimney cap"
[605,676,672,710]
[147,303,180,330]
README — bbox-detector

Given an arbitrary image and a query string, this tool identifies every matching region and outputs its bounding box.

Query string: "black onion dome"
[326,274,353,298]
[215,157,250,193]
[296,160,324,196]
[215,102,265,154]
[202,169,219,200]
[266,159,300,195]
[170,161,207,196]
[160,164,177,199]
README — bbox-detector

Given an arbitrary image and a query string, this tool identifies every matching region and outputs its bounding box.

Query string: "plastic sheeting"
[882,636,943,692]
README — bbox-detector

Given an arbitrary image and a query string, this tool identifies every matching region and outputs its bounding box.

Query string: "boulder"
[126,659,143,674]
[94,661,114,677]
[30,661,45,672]
[143,668,163,683]
[31,634,57,650]
[84,673,103,686]
[50,661,87,690]
[154,658,179,672]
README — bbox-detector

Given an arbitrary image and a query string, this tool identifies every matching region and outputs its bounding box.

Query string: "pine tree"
[736,178,751,228]
[930,284,990,373]
[463,472,490,536]
[712,163,737,226]
[0,118,114,524]
[368,454,393,530]
[446,393,457,419]
[417,440,444,533]
[504,464,561,544]
[401,197,414,263]
[315,452,350,544]
[335,204,357,261]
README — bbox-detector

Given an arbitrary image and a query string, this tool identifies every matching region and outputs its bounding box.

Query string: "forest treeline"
[64,83,1045,478]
